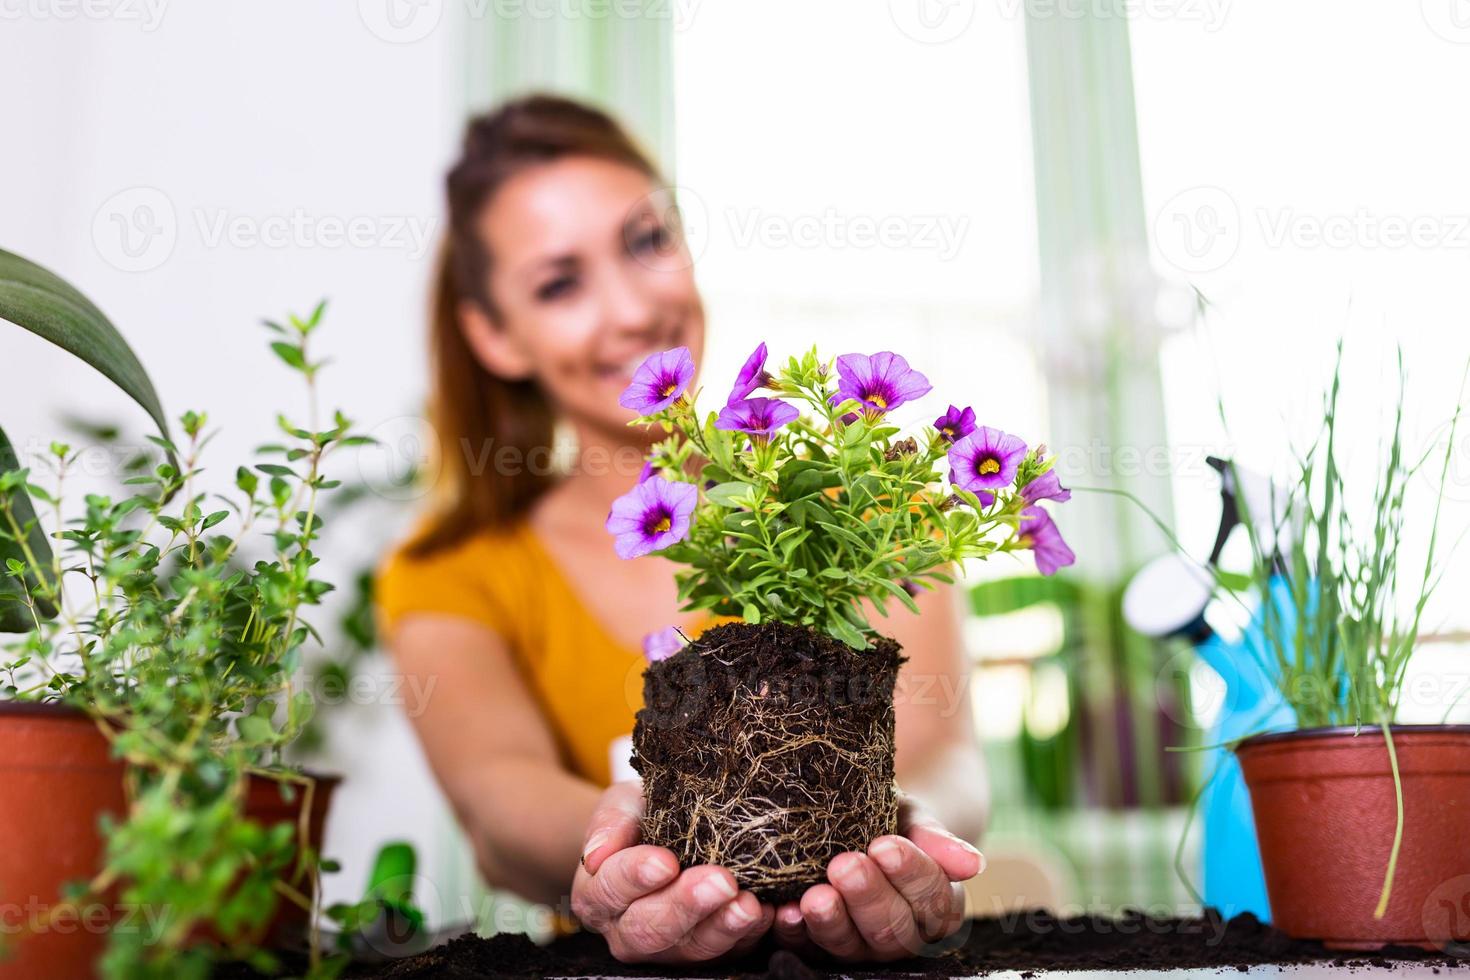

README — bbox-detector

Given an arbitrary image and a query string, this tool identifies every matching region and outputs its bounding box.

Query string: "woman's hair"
[410,94,662,556]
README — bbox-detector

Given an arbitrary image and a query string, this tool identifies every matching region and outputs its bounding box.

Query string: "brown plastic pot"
[1236,725,1470,951]
[0,702,338,979]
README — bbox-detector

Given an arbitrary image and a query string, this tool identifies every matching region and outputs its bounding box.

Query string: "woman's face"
[464,156,706,444]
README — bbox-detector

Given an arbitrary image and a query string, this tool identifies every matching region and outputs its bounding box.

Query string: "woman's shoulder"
[376,520,538,636]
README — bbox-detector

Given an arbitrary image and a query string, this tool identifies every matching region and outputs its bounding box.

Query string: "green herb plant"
[0,302,369,979]
[1224,345,1465,918]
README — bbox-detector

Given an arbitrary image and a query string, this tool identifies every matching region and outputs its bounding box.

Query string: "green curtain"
[465,3,676,176]
[1021,1,1189,905]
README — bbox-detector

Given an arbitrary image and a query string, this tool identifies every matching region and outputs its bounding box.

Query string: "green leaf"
[0,248,170,440]
[705,481,755,508]
[0,424,56,632]
[237,714,276,744]
[270,341,307,370]
[826,611,867,649]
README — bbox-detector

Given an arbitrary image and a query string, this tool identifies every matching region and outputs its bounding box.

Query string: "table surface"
[551,967,1462,979]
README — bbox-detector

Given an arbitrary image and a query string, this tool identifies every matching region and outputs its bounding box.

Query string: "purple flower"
[834,352,932,416]
[934,404,976,443]
[1019,506,1075,576]
[716,397,799,441]
[606,476,697,559]
[1021,468,1071,504]
[948,426,1027,503]
[727,342,771,405]
[642,626,684,663]
[637,460,657,483]
[619,347,695,416]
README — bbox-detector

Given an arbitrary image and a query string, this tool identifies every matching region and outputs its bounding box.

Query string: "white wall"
[0,1,478,919]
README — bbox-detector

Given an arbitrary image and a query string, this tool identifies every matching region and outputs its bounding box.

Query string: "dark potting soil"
[633,622,905,904]
[237,910,1464,978]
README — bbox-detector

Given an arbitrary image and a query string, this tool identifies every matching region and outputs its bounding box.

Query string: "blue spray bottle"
[1123,457,1294,922]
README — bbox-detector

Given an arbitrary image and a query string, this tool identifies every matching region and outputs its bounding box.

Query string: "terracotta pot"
[1237,725,1470,951]
[0,702,338,979]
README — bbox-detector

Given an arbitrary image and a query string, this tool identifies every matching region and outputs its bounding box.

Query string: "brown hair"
[410,95,662,556]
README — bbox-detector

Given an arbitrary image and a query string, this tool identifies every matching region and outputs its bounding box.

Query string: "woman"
[378,95,990,965]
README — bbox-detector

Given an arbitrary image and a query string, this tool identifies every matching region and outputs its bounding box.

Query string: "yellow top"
[376,522,712,787]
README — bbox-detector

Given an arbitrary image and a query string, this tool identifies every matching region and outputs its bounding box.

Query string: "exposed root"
[633,622,902,903]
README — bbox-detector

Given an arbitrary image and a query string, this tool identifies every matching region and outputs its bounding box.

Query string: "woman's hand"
[571,781,774,964]
[771,796,983,962]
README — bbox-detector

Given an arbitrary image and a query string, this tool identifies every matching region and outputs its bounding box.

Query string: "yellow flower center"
[650,516,672,534]
[660,382,678,397]
[978,458,1001,476]
[867,392,888,409]
[941,427,954,438]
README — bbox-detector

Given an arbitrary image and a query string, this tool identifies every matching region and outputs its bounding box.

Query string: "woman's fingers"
[729,900,776,957]
[608,864,739,960]
[581,780,645,875]
[868,835,966,943]
[771,902,808,951]
[827,851,923,959]
[898,799,985,882]
[798,883,870,960]
[572,844,679,930]
[677,891,767,961]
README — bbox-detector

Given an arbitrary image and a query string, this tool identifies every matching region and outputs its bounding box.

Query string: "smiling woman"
[377,95,989,967]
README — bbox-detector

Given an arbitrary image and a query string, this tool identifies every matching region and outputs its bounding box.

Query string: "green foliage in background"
[1230,346,1463,731]
[0,247,175,630]
[0,250,369,978]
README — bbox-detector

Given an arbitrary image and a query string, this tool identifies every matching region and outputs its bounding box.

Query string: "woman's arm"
[389,615,601,904]
[886,581,990,843]
[389,614,773,962]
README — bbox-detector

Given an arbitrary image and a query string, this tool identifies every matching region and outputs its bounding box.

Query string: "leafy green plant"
[608,344,1074,649]
[1222,345,1465,917]
[0,247,173,630]
[1228,348,1463,732]
[0,249,369,977]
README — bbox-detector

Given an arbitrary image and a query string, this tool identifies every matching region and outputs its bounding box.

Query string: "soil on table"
[237,910,1462,978]
[633,621,905,904]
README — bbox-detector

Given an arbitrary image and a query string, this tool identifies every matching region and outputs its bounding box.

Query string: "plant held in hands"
[608,344,1073,900]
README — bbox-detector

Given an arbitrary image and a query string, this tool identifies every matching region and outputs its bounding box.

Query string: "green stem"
[1373,721,1404,920]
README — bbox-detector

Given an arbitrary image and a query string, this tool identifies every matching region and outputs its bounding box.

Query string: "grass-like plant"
[607,344,1074,650]
[1222,345,1465,917]
[0,303,366,978]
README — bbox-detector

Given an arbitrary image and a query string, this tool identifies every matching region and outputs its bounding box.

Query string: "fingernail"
[810,895,836,919]
[694,874,738,906]
[724,899,756,928]
[778,906,803,927]
[638,855,672,888]
[833,857,866,890]
[581,830,609,871]
[950,833,982,859]
[870,839,902,874]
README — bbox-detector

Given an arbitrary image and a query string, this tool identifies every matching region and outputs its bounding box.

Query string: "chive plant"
[1226,345,1465,918]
